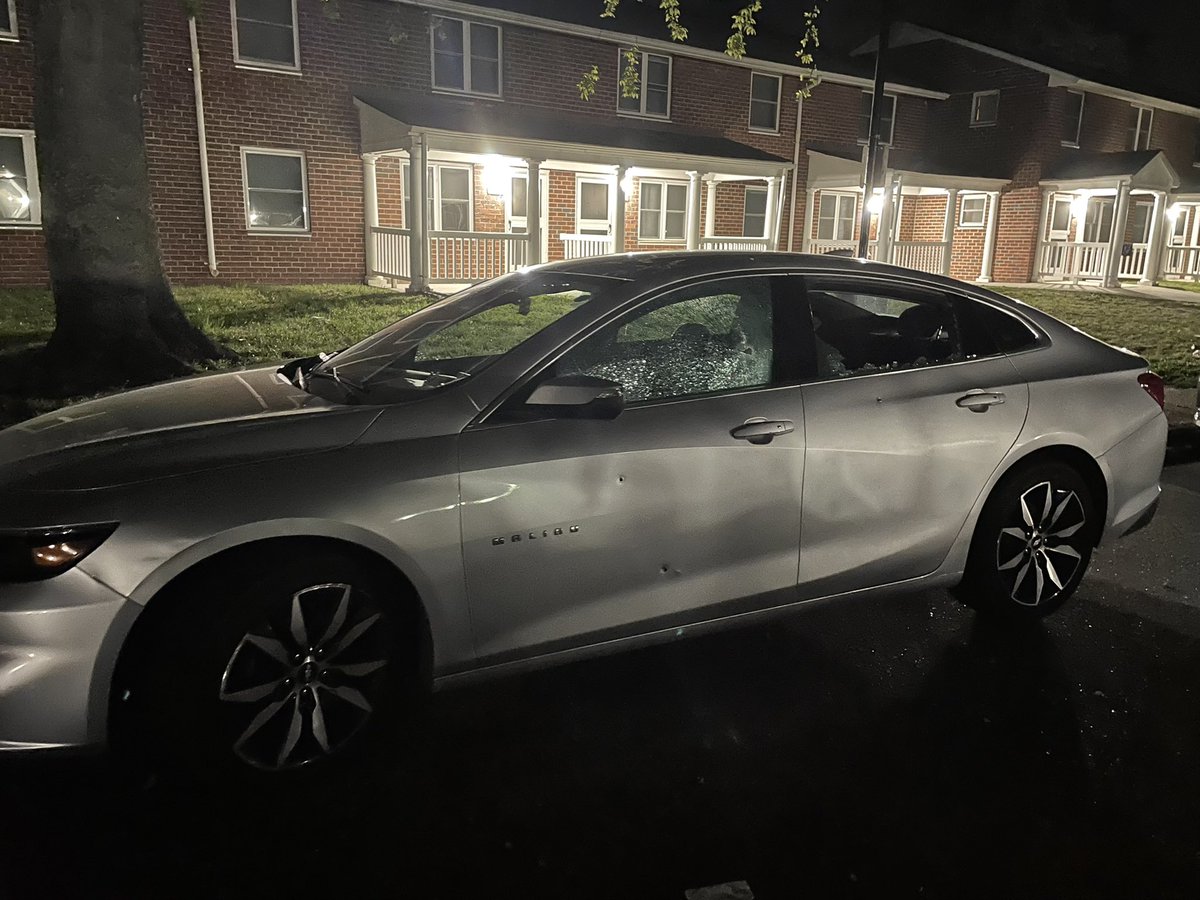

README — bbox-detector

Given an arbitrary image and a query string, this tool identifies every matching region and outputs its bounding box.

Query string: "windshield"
[310,272,617,401]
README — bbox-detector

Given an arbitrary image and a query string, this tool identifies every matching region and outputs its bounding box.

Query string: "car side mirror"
[525,375,625,420]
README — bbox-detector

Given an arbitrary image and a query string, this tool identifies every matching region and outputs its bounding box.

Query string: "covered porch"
[800,147,1007,280]
[354,92,791,290]
[1035,151,1180,286]
[1162,172,1200,282]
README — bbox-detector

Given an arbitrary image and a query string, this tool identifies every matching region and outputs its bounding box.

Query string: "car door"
[458,274,807,663]
[797,275,1030,598]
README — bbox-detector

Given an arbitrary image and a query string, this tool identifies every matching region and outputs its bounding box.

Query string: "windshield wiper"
[307,366,367,396]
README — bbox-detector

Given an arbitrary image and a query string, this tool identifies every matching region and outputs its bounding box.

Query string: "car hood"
[0,366,381,493]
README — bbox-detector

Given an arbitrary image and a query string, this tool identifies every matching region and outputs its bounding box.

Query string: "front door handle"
[956,390,1006,412]
[730,418,795,445]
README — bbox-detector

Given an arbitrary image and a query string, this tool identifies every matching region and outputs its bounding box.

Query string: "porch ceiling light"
[620,170,634,198]
[481,156,509,198]
[1070,192,1089,221]
[867,189,885,215]
[1167,203,1182,222]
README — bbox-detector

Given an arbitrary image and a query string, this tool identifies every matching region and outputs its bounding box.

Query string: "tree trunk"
[33,0,229,395]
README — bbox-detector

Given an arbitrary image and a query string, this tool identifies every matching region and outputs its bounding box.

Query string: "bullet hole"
[660,564,669,574]
[618,475,625,483]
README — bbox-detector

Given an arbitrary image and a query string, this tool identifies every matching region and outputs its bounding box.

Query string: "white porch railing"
[1163,245,1200,279]
[892,240,948,274]
[700,236,770,251]
[1037,241,1110,281]
[429,231,530,282]
[560,233,613,260]
[808,240,879,259]
[369,226,411,279]
[1117,243,1149,279]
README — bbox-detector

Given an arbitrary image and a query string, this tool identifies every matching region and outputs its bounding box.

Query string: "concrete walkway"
[993,280,1200,305]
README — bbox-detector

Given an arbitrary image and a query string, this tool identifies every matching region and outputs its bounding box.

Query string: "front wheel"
[116,551,410,777]
[956,461,1098,619]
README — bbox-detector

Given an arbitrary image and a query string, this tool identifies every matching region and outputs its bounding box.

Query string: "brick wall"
[0,1,47,286]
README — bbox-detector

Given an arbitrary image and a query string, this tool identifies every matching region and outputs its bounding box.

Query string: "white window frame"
[1,0,18,41]
[970,90,999,127]
[616,48,672,120]
[1062,90,1085,148]
[0,128,40,227]
[817,191,856,241]
[430,16,503,98]
[857,91,896,145]
[575,174,613,235]
[230,0,301,74]
[742,186,768,237]
[959,193,987,228]
[1131,105,1154,151]
[402,162,475,231]
[241,147,309,234]
[748,72,782,134]
[637,178,688,242]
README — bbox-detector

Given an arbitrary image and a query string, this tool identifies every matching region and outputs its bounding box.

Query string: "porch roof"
[805,143,1009,191]
[1175,170,1200,198]
[354,90,791,177]
[1041,150,1180,191]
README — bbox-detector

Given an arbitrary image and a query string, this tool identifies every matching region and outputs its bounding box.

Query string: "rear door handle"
[730,418,795,445]
[956,390,1006,412]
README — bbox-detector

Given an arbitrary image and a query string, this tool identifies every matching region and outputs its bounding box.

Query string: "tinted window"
[807,282,962,379]
[968,300,1040,354]
[556,277,775,403]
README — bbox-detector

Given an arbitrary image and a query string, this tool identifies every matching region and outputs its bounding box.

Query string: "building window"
[970,91,999,127]
[0,129,39,225]
[576,176,611,235]
[242,148,308,232]
[231,0,299,71]
[1,0,18,40]
[743,186,768,237]
[959,194,987,228]
[431,16,501,97]
[817,192,856,241]
[1131,201,1153,243]
[402,163,474,231]
[1062,90,1085,147]
[617,48,671,118]
[639,180,687,241]
[1130,106,1153,151]
[749,72,781,132]
[858,92,896,144]
[1047,195,1072,240]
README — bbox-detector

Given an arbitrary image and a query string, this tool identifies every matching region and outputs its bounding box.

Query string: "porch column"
[877,175,898,263]
[1104,179,1131,288]
[978,191,1001,282]
[941,188,959,276]
[685,170,703,250]
[1139,190,1167,285]
[762,175,780,246]
[772,171,788,249]
[801,186,816,253]
[525,157,543,265]
[612,164,628,254]
[363,153,379,280]
[1035,189,1053,281]
[703,178,717,239]
[409,133,430,292]
[1192,205,1200,281]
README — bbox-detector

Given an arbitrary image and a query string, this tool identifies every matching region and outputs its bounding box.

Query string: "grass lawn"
[0,282,1198,420]
[1155,279,1200,295]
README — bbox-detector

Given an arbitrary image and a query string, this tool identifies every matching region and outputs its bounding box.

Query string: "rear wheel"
[957,461,1098,619]
[115,550,412,778]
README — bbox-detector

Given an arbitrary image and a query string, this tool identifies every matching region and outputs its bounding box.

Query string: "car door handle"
[730,419,795,445]
[956,390,1006,412]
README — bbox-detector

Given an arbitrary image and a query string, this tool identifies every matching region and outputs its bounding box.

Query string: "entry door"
[798,277,1029,598]
[1083,197,1114,243]
[1044,195,1074,276]
[458,275,804,662]
[506,171,549,261]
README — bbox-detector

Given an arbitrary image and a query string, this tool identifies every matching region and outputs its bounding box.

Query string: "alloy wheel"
[995,481,1087,608]
[218,583,389,770]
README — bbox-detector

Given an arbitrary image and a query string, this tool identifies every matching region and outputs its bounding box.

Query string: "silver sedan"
[0,253,1167,773]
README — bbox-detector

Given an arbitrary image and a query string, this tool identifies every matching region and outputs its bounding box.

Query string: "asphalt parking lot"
[2,441,1199,900]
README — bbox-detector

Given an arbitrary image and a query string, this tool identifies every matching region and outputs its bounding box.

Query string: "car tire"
[955,460,1098,620]
[114,548,412,779]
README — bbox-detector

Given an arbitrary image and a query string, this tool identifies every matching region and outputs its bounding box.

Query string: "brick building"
[2,0,1199,290]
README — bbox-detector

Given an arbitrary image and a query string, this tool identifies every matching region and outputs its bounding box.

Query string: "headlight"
[0,523,118,583]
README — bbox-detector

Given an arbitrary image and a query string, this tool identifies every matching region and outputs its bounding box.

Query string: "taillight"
[1138,372,1165,410]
